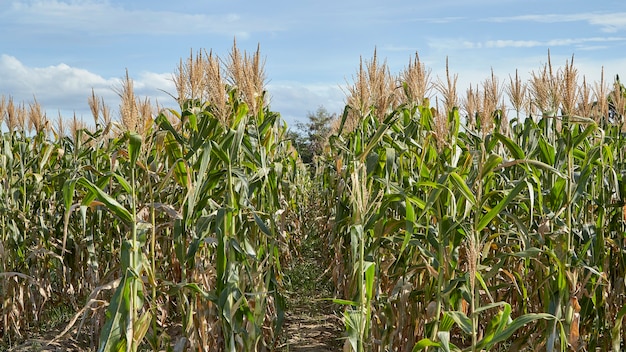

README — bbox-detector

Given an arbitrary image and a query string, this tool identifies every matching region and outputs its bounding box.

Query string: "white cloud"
[0,54,118,102]
[392,16,466,25]
[132,72,176,99]
[589,15,626,33]
[0,54,176,120]
[266,81,345,126]
[486,12,626,33]
[2,0,284,38]
[0,55,342,128]
[442,36,626,50]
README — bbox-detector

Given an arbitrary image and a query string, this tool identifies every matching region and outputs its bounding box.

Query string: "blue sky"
[1,0,625,127]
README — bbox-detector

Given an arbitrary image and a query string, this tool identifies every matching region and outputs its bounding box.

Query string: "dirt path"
[278,237,344,352]
[6,238,343,352]
[7,324,94,352]
[279,297,344,351]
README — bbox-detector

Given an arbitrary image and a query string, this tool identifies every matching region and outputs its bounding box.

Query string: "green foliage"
[0,87,308,351]
[290,105,335,165]
[2,51,626,352]
[316,79,626,351]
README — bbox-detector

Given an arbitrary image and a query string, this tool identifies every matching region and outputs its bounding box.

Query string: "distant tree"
[285,128,312,164]
[298,106,335,160]
[287,106,335,166]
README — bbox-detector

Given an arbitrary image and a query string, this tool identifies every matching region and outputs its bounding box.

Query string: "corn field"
[1,44,626,352]
[0,44,308,351]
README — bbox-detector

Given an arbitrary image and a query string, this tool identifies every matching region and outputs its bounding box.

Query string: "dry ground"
[279,294,344,352]
[7,324,94,352]
[5,238,343,352]
[277,234,344,352]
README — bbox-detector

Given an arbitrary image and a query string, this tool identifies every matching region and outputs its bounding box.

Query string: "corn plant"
[316,53,626,352]
[2,46,626,352]
[0,42,306,351]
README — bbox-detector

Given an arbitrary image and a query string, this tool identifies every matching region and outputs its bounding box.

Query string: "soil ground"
[279,301,344,352]
[278,235,344,352]
[4,236,343,352]
[6,324,93,352]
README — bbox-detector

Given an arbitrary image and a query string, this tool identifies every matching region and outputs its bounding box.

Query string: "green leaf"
[63,179,76,213]
[538,138,556,165]
[612,304,626,352]
[573,170,592,205]
[111,173,132,195]
[477,178,526,232]
[475,271,494,303]
[385,147,396,175]
[476,313,555,349]
[163,132,189,188]
[494,133,525,159]
[480,304,512,347]
[445,311,472,334]
[412,338,441,351]
[128,132,142,166]
[211,140,230,165]
[511,247,543,258]
[77,177,133,225]
[571,122,597,149]
[449,172,476,206]
[253,213,272,236]
[190,144,212,214]
[187,111,198,132]
[156,110,185,145]
[344,309,363,352]
[97,275,131,352]
[438,331,451,352]
[359,114,397,162]
[183,282,218,301]
[480,154,503,180]
[400,196,416,256]
[474,301,509,315]
[332,298,358,306]
[364,261,376,301]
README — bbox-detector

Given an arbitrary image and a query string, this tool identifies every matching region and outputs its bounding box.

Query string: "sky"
[1,0,625,127]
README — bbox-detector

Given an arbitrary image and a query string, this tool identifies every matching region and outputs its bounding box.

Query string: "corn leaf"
[128,132,142,166]
[611,304,626,352]
[364,261,375,301]
[412,338,440,351]
[477,178,526,232]
[77,177,133,225]
[97,274,131,352]
[445,311,472,334]
[476,313,555,350]
[449,171,476,206]
[494,133,525,159]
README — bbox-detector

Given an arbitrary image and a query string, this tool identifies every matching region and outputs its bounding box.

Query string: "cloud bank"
[0,54,176,121]
[486,12,626,33]
[2,0,284,38]
[0,55,344,127]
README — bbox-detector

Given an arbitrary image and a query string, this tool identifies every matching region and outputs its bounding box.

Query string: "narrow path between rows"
[8,236,344,352]
[278,235,344,352]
